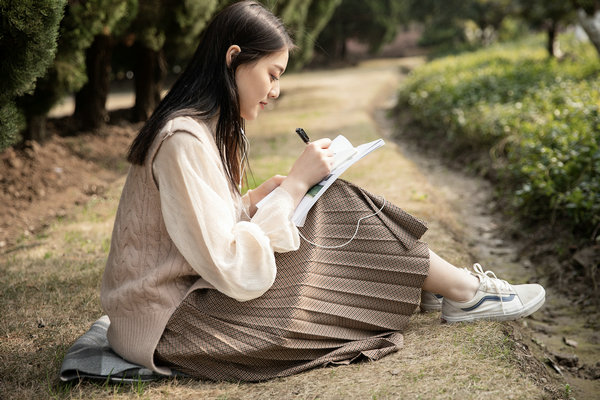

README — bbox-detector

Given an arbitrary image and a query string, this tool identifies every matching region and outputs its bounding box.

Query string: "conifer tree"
[130,0,223,121]
[0,0,66,150]
[126,0,341,121]
[317,0,408,60]
[265,0,342,69]
[73,0,137,130]
[19,0,138,141]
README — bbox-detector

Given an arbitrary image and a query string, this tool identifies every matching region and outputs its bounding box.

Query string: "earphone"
[298,197,386,249]
[239,128,386,249]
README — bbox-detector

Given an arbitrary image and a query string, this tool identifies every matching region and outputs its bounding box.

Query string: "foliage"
[397,34,600,237]
[517,0,575,30]
[408,0,592,57]
[18,0,137,140]
[72,0,138,130]
[129,0,163,52]
[0,0,66,150]
[45,0,136,108]
[295,0,343,67]
[316,0,407,60]
[163,0,223,66]
[410,0,516,50]
[517,0,576,57]
[127,0,340,73]
[130,0,222,56]
[265,0,342,68]
[124,0,225,121]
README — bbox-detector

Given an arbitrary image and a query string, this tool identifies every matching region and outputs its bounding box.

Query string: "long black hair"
[126,1,294,191]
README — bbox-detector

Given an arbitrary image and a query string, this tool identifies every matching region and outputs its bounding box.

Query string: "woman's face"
[235,48,289,120]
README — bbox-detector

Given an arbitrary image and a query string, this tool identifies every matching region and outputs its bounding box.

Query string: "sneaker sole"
[442,289,546,323]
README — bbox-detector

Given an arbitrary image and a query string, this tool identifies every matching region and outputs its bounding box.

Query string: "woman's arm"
[245,175,286,217]
[153,132,299,301]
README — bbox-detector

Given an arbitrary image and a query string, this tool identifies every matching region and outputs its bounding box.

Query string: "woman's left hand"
[247,175,286,217]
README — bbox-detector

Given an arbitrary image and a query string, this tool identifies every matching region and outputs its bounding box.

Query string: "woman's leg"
[422,249,479,302]
[421,249,546,322]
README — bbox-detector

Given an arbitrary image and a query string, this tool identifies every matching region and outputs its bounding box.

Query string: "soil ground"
[1,57,598,399]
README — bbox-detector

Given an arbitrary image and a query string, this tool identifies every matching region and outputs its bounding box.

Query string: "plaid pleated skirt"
[154,180,430,382]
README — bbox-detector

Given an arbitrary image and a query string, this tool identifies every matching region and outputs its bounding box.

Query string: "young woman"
[101,1,545,382]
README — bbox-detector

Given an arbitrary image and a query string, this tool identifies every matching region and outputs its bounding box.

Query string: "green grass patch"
[396,34,600,239]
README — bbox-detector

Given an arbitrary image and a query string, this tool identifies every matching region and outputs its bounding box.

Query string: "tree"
[106,0,341,122]
[265,0,343,68]
[408,0,473,49]
[573,0,600,57]
[315,0,407,61]
[18,0,137,142]
[518,0,575,57]
[129,0,224,122]
[407,0,520,50]
[163,0,225,67]
[73,0,137,131]
[464,0,518,45]
[0,0,66,150]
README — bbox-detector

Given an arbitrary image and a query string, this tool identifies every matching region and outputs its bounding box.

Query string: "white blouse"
[152,123,300,301]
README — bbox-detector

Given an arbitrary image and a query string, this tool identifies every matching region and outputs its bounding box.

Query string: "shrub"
[0,0,66,150]
[397,34,600,238]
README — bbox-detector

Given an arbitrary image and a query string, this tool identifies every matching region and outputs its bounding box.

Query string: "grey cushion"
[59,316,166,382]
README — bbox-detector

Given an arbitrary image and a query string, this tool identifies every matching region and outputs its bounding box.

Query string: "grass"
[0,58,554,399]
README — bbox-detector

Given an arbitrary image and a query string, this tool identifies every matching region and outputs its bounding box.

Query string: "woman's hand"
[280,138,334,207]
[247,175,286,217]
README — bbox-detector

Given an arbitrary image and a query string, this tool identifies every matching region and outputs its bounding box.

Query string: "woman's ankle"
[446,274,480,302]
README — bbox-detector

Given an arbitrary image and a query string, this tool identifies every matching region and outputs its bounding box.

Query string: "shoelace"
[469,263,512,315]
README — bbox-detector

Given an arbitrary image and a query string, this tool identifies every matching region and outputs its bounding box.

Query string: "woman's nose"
[269,81,280,99]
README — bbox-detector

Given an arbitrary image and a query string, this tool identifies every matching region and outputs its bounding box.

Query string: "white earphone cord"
[298,197,387,249]
[240,128,387,247]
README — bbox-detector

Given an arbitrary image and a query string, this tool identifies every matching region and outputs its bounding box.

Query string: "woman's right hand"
[280,138,333,207]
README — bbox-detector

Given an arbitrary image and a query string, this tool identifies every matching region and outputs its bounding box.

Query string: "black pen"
[295,128,310,144]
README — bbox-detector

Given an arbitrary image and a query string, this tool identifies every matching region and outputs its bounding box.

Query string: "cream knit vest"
[101,117,218,374]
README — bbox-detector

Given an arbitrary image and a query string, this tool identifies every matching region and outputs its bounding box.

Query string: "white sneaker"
[442,263,545,323]
[420,291,443,312]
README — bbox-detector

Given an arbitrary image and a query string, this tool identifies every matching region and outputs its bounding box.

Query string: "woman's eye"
[270,74,279,82]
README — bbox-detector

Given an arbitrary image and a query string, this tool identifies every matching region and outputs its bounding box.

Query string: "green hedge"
[397,35,600,237]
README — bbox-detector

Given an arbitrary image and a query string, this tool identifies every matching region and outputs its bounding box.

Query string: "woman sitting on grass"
[101,0,546,381]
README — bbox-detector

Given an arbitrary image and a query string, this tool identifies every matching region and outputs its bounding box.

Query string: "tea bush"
[397,35,600,237]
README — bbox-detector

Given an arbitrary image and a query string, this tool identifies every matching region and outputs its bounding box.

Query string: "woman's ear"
[226,45,241,68]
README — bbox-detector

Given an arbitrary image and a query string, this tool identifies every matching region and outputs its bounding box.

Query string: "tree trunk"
[74,34,114,131]
[22,113,47,143]
[132,44,166,122]
[577,8,600,58]
[547,21,557,57]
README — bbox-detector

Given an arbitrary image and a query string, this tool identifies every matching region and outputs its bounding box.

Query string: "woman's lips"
[260,102,267,110]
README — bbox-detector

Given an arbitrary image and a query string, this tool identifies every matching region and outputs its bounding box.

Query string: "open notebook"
[257,135,384,227]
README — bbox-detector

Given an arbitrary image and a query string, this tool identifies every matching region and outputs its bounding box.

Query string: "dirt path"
[378,120,600,400]
[4,57,597,399]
